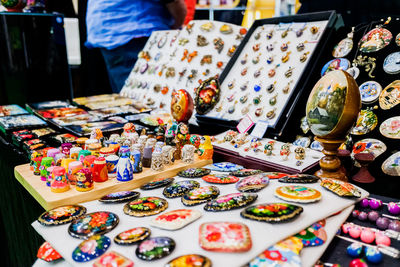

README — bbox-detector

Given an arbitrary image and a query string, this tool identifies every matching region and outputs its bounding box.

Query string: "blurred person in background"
[86,0,187,93]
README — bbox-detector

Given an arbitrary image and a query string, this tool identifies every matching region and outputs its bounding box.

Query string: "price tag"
[237,114,254,133]
[250,120,269,139]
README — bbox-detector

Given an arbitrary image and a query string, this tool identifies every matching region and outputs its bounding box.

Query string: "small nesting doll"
[51,166,70,193]
[198,135,213,160]
[75,168,94,192]
[92,157,108,182]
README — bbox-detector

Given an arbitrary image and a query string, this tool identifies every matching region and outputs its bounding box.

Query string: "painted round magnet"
[177,168,211,178]
[72,235,111,262]
[99,191,140,203]
[68,212,119,239]
[229,169,263,177]
[93,251,134,267]
[114,227,151,245]
[294,223,327,247]
[359,81,381,104]
[320,178,361,197]
[150,209,202,230]
[163,180,200,198]
[199,222,252,252]
[380,116,400,139]
[321,58,350,76]
[202,174,239,184]
[123,196,168,217]
[332,37,353,58]
[278,174,320,183]
[166,254,212,267]
[383,52,400,74]
[181,186,220,206]
[140,177,174,190]
[236,173,270,192]
[136,237,175,261]
[204,162,243,172]
[241,203,303,223]
[275,185,322,203]
[350,109,378,135]
[358,27,392,53]
[38,205,87,226]
[381,151,400,176]
[37,242,62,262]
[379,80,400,110]
[204,192,258,211]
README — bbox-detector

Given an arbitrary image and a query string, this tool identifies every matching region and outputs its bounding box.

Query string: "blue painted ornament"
[72,235,110,262]
[254,84,261,92]
[347,242,363,257]
[364,246,383,264]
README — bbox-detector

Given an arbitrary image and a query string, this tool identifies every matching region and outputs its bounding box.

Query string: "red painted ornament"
[171,89,194,122]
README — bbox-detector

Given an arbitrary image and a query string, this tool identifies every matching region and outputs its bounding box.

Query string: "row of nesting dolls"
[29,135,201,193]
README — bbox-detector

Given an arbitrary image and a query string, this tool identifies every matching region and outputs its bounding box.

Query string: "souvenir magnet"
[383,52,400,74]
[204,162,243,172]
[359,81,382,103]
[68,212,119,239]
[177,168,211,178]
[229,169,263,177]
[236,174,270,192]
[279,174,320,183]
[37,241,62,262]
[72,235,110,262]
[202,174,239,184]
[182,186,220,206]
[166,254,211,267]
[320,178,361,197]
[140,177,174,190]
[379,80,400,110]
[99,191,140,203]
[93,251,133,267]
[38,205,86,226]
[241,203,303,223]
[204,193,258,211]
[275,185,322,203]
[163,180,200,198]
[150,209,202,230]
[114,227,151,245]
[136,237,175,261]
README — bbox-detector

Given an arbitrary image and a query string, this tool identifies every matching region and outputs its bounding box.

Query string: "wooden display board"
[14,158,212,210]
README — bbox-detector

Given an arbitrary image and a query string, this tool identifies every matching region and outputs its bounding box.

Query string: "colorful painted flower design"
[216,193,242,203]
[187,186,218,200]
[129,197,165,211]
[156,209,192,222]
[119,227,146,240]
[283,186,316,196]
[136,237,175,260]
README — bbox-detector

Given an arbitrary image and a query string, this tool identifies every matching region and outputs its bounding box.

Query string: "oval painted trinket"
[263,172,290,179]
[204,162,243,172]
[358,27,392,53]
[320,178,361,197]
[351,138,386,160]
[204,192,258,211]
[350,109,378,135]
[37,242,62,262]
[99,191,140,203]
[275,185,322,203]
[150,209,202,230]
[380,116,400,139]
[163,180,200,198]
[241,203,303,223]
[38,205,87,226]
[359,81,382,104]
[177,168,211,178]
[136,237,175,261]
[114,227,151,245]
[379,80,400,110]
[236,173,270,192]
[321,58,350,76]
[278,174,320,183]
[72,235,110,262]
[229,169,263,177]
[140,177,175,190]
[202,174,239,184]
[68,212,119,239]
[381,151,400,176]
[123,196,168,216]
[182,186,220,206]
[166,254,212,267]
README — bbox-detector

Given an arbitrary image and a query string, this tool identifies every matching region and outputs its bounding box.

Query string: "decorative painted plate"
[38,205,87,226]
[202,174,239,184]
[150,209,202,230]
[37,242,62,262]
[204,162,243,172]
[245,237,303,267]
[320,178,361,197]
[163,180,200,198]
[236,174,270,192]
[140,177,174,190]
[99,191,140,203]
[204,193,258,211]
[320,58,350,76]
[278,174,320,184]
[350,109,378,135]
[359,81,382,104]
[380,116,400,139]
[68,212,119,239]
[136,237,175,261]
[381,151,400,176]
[229,169,263,177]
[383,52,400,74]
[123,197,168,217]
[241,203,303,223]
[177,168,211,178]
[358,27,392,53]
[181,186,220,206]
[379,80,400,110]
[72,235,110,262]
[263,172,290,180]
[166,254,212,267]
[275,186,322,203]
[292,137,311,148]
[93,251,134,267]
[114,227,151,245]
[294,222,327,247]
[351,138,387,159]
[199,222,252,252]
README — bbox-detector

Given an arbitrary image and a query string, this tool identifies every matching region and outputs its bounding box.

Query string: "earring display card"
[120,20,246,117]
[213,130,323,173]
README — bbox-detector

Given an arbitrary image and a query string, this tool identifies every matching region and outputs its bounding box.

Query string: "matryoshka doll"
[83,155,97,172]
[61,143,73,157]
[33,156,43,175]
[198,135,213,160]
[40,157,55,182]
[75,168,94,192]
[69,147,82,160]
[122,123,136,137]
[51,166,70,193]
[92,157,108,182]
[30,151,43,171]
[67,161,83,185]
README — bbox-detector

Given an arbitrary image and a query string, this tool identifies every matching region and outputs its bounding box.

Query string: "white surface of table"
[32,172,367,267]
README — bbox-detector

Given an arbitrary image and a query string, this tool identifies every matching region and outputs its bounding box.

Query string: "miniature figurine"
[198,135,214,160]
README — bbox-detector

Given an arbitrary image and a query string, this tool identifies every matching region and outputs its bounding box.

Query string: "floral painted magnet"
[38,205,87,226]
[37,242,62,262]
[163,180,200,198]
[72,235,111,262]
[99,191,140,203]
[202,174,239,184]
[140,177,175,190]
[236,173,270,192]
[150,209,202,230]
[93,251,134,267]
[181,186,220,206]
[114,227,151,245]
[136,237,176,261]
[68,212,119,239]
[123,196,168,217]
[166,254,211,267]
[275,186,322,203]
[204,162,243,172]
[204,193,258,211]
